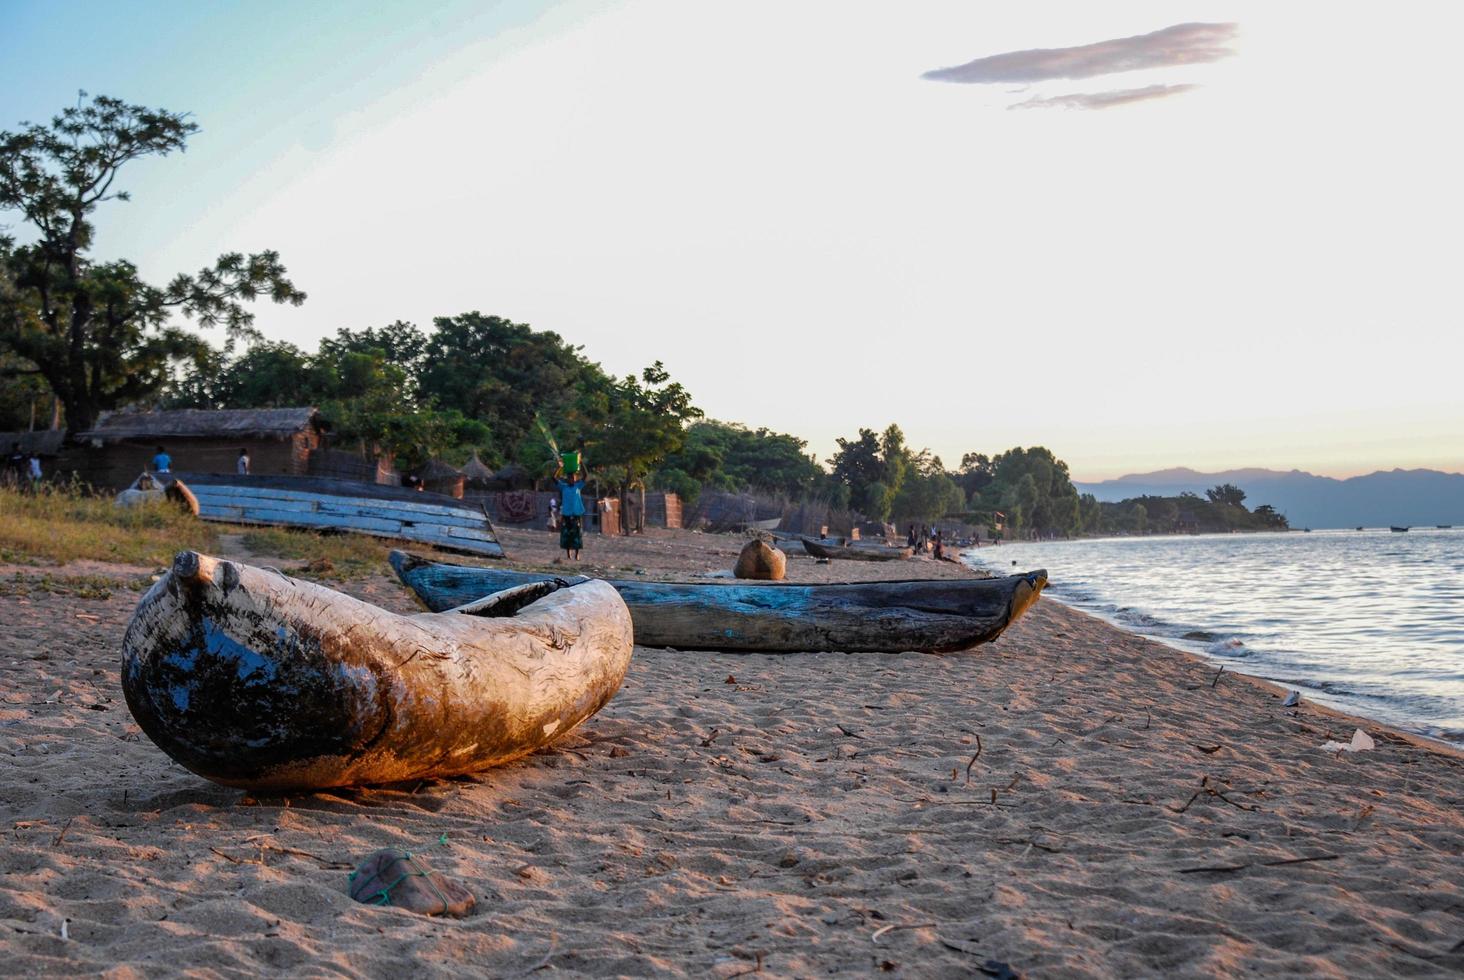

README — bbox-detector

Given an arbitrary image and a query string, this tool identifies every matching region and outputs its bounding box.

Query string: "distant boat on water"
[1355,526,1364,531]
[1439,524,1453,529]
[1390,526,1410,533]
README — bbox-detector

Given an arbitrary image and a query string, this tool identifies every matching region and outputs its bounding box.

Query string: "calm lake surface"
[963,528,1464,745]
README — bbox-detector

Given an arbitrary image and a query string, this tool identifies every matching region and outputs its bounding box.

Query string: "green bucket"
[560,451,580,475]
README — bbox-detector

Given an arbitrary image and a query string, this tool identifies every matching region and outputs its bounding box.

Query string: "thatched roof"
[461,453,495,484]
[0,430,66,456]
[77,407,322,443]
[420,458,464,480]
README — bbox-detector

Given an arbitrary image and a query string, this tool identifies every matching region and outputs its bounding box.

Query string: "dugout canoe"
[390,550,1046,654]
[122,551,633,791]
[801,537,913,562]
[170,472,505,559]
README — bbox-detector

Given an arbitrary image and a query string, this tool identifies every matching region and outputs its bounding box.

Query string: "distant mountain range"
[1073,467,1464,529]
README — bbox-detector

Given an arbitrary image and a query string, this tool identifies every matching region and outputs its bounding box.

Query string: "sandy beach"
[2,528,1461,977]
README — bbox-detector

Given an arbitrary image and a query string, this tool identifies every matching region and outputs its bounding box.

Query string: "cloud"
[1010,83,1198,111]
[923,22,1238,85]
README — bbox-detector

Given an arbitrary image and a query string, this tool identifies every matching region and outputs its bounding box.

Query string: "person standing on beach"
[26,452,42,492]
[554,456,586,560]
[236,449,250,475]
[151,445,171,474]
[906,524,916,548]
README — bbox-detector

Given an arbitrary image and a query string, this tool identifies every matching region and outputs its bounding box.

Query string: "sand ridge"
[1,530,1461,976]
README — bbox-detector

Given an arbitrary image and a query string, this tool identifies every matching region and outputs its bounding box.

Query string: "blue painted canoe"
[390,551,1046,653]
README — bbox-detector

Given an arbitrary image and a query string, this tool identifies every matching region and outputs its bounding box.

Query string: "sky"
[4,1,1461,481]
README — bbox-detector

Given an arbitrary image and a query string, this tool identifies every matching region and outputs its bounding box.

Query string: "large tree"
[418,312,603,459]
[0,94,304,432]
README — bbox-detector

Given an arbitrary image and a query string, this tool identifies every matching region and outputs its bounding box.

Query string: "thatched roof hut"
[461,453,495,489]
[419,458,466,499]
[66,407,325,490]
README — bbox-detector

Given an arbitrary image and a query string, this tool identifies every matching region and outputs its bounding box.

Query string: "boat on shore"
[173,472,505,558]
[122,552,632,791]
[800,537,913,562]
[391,551,1046,653]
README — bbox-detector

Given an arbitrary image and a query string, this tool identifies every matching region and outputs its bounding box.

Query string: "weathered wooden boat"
[391,551,1046,653]
[122,551,632,791]
[801,537,913,562]
[172,472,505,558]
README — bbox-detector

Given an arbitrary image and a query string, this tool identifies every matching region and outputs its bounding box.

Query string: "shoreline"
[3,528,1461,975]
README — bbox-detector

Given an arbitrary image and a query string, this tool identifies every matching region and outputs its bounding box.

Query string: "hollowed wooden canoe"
[391,551,1046,654]
[122,552,632,791]
[800,537,913,562]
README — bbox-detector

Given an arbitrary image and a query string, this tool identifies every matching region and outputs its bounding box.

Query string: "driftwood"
[391,551,1046,654]
[122,551,633,791]
[801,537,913,562]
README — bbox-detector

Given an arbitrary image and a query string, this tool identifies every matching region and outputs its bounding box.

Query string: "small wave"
[1182,630,1219,642]
[1206,637,1248,657]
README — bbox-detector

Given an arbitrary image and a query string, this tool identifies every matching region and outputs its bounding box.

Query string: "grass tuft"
[0,483,217,567]
[239,527,391,581]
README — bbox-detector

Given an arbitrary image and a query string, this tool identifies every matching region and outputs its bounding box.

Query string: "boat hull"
[391,551,1046,654]
[801,537,913,562]
[172,472,505,558]
[122,552,632,791]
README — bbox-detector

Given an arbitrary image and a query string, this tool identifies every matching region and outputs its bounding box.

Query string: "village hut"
[460,453,495,490]
[419,458,466,499]
[67,407,325,490]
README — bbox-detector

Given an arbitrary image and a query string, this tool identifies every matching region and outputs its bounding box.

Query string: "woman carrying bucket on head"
[554,445,586,560]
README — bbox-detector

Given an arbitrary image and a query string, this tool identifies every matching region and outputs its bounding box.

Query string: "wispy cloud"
[923,23,1238,85]
[1010,83,1198,111]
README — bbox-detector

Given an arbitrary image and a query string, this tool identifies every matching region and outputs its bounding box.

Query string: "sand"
[2,528,1462,977]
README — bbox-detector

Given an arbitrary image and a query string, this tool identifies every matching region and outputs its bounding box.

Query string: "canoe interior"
[173,472,505,559]
[390,550,1047,653]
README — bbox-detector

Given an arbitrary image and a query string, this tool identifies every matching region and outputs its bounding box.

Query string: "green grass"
[0,571,153,600]
[0,483,217,567]
[239,527,393,581]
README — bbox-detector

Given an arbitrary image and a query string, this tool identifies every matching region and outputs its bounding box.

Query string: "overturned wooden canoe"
[391,551,1046,654]
[801,537,913,562]
[172,472,505,558]
[122,552,632,791]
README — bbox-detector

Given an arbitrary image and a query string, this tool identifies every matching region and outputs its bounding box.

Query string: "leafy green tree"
[1206,483,1247,507]
[828,425,912,521]
[656,420,820,502]
[584,361,703,503]
[0,94,304,432]
[418,312,603,460]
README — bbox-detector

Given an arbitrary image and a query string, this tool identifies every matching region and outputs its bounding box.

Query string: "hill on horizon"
[1073,467,1464,529]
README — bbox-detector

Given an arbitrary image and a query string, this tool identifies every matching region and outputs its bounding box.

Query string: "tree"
[0,94,304,432]
[1206,483,1247,507]
[827,424,912,521]
[585,362,703,512]
[418,312,603,460]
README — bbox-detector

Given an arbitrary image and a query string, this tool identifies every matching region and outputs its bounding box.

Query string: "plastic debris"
[1282,690,1301,707]
[1319,729,1375,753]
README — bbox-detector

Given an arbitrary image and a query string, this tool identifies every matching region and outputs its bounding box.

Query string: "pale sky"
[4,1,1461,480]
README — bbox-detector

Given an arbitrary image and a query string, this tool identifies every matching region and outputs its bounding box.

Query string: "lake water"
[962,528,1464,745]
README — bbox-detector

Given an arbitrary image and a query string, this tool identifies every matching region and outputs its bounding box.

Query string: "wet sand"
[2,528,1461,976]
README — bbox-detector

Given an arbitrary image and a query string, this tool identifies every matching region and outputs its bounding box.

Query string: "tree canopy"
[0,94,304,432]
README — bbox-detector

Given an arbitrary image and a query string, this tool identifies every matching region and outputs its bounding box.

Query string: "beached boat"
[122,551,632,791]
[172,472,505,558]
[801,537,913,562]
[1390,526,1410,533]
[390,551,1046,653]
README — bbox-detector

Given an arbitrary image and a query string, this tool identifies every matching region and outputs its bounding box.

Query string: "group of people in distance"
[906,522,985,559]
[4,442,43,491]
